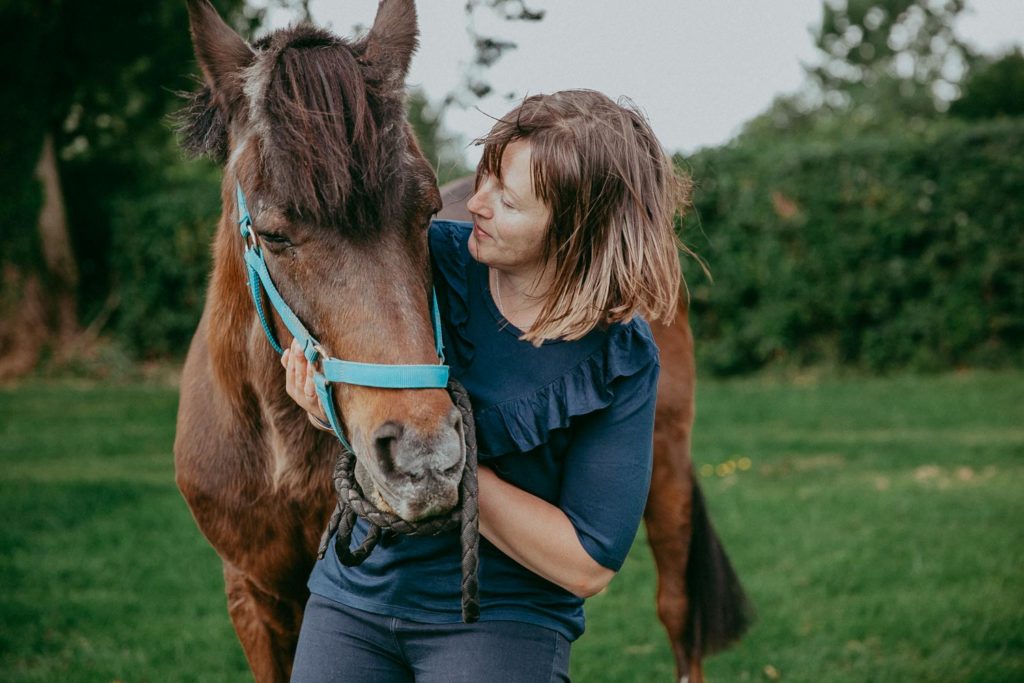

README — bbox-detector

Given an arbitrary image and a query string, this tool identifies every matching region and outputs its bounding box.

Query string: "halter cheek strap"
[236,182,449,453]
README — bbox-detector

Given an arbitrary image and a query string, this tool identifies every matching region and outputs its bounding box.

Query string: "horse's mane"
[178,24,409,231]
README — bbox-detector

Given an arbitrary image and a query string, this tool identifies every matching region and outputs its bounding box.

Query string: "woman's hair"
[475,89,692,344]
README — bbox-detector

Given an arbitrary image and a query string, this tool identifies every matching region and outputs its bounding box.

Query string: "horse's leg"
[646,446,755,683]
[644,431,701,683]
[223,562,307,683]
[647,310,704,683]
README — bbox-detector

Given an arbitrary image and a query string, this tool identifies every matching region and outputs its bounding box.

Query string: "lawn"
[1,372,1021,682]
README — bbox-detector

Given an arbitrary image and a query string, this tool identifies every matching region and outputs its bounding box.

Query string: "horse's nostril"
[373,421,404,475]
[447,406,463,432]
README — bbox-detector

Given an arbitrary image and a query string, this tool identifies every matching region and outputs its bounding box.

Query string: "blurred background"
[1,1,1021,681]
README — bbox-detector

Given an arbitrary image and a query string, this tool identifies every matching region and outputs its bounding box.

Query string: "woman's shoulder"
[428,220,475,368]
[428,219,473,293]
[605,315,660,373]
[428,219,472,262]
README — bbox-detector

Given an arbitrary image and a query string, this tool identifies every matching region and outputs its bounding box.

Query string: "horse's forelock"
[241,24,408,229]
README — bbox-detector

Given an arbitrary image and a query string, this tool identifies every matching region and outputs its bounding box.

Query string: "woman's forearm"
[477,466,614,598]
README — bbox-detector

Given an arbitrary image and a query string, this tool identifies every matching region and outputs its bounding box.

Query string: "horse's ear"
[175,84,229,162]
[362,0,418,86]
[186,0,255,115]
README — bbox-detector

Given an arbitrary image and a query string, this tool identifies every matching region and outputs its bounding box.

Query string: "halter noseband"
[235,182,450,452]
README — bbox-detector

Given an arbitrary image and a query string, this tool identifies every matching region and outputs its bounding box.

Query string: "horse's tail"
[685,480,754,659]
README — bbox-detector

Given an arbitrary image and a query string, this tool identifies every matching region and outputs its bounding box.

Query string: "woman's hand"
[281,338,331,430]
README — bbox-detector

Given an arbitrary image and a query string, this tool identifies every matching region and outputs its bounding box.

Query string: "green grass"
[1,372,1021,682]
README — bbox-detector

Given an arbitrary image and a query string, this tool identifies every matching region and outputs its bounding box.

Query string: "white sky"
[262,0,1024,162]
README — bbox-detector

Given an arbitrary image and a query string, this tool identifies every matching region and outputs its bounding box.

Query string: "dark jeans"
[291,593,571,682]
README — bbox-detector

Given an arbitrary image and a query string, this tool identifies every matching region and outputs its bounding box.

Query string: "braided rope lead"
[316,379,480,623]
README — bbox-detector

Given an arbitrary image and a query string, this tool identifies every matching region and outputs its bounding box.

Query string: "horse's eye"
[258,231,292,247]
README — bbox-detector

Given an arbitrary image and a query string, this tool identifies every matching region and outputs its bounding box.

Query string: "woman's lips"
[473,223,491,239]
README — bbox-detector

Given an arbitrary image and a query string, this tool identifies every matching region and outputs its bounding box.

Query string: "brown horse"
[175,1,463,680]
[438,179,752,682]
[174,1,749,681]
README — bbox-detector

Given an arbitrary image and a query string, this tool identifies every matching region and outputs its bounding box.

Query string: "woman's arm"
[480,358,661,599]
[478,466,614,598]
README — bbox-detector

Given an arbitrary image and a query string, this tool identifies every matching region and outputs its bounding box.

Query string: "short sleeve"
[559,358,660,571]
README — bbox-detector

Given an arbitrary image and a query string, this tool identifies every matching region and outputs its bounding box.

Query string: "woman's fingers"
[304,355,316,398]
[281,338,329,425]
[283,348,295,396]
[283,340,305,405]
[290,339,301,388]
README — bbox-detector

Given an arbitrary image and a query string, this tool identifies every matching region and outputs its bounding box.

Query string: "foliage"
[407,90,471,186]
[0,0,253,316]
[680,117,1024,375]
[810,0,971,115]
[715,3,1022,376]
[448,0,546,103]
[741,1,980,143]
[3,372,1022,681]
[950,48,1024,120]
[108,153,223,358]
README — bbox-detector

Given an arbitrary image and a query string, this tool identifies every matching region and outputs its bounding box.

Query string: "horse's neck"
[205,215,266,399]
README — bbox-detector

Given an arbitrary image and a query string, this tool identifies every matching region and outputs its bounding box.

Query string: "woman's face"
[466,140,552,274]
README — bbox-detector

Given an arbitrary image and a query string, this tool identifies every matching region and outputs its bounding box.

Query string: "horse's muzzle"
[358,407,466,522]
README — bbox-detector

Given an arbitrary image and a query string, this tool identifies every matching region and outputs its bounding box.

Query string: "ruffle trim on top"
[473,321,658,458]
[429,221,476,368]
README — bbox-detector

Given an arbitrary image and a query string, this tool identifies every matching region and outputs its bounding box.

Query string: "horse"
[438,178,752,683]
[174,1,749,681]
[175,1,464,680]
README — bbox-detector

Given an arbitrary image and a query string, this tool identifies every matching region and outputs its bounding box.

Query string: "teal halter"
[236,182,450,453]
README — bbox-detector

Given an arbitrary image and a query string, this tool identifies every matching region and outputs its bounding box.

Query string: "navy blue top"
[308,220,660,641]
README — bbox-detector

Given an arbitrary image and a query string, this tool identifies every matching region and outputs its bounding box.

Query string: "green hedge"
[680,118,1024,374]
[109,161,220,358]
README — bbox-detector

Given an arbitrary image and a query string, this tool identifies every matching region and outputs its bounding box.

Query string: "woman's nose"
[467,188,490,219]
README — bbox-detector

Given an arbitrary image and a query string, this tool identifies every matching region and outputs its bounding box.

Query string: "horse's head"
[181,0,463,522]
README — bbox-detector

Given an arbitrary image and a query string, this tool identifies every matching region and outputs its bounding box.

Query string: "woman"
[285,89,688,682]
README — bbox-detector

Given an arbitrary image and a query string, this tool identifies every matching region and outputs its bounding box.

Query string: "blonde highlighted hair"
[476,89,691,344]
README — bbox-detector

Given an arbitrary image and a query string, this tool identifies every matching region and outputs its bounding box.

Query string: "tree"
[810,0,972,115]
[0,0,259,376]
[446,0,546,105]
[950,48,1024,120]
[739,0,977,142]
[407,90,470,186]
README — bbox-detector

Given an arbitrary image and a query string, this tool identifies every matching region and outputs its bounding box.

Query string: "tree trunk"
[0,133,79,380]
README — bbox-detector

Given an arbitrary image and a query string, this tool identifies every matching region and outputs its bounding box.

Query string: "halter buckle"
[236,181,259,250]
[303,338,325,367]
[240,216,259,251]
